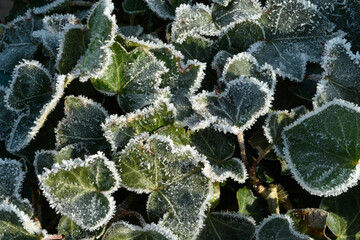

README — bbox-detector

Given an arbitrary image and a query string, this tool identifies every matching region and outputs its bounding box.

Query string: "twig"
[118,208,147,227]
[237,131,249,170]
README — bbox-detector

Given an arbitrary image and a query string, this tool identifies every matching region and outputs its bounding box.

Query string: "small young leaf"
[39,152,120,231]
[0,158,24,198]
[282,100,360,196]
[102,221,178,240]
[197,212,256,240]
[320,185,360,240]
[256,214,312,240]
[237,187,267,223]
[57,216,104,240]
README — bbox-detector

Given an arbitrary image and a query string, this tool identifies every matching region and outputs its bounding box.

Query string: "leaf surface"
[0,158,24,198]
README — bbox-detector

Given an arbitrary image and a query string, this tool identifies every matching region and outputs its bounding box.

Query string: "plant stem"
[118,208,147,227]
[237,131,249,170]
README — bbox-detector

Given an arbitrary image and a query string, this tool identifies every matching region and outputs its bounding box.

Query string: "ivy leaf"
[57,216,104,240]
[191,77,272,134]
[211,50,233,78]
[0,158,24,198]
[55,95,110,155]
[320,185,360,240]
[90,39,167,112]
[314,37,360,108]
[237,187,267,223]
[114,134,213,239]
[256,214,312,240]
[212,0,231,7]
[0,202,43,239]
[173,36,216,63]
[197,212,256,240]
[77,0,116,82]
[118,25,144,38]
[263,106,307,158]
[39,152,120,231]
[212,0,262,29]
[0,87,17,140]
[103,96,176,152]
[122,0,149,14]
[102,221,178,240]
[5,61,66,152]
[249,0,335,82]
[282,100,360,196]
[0,197,33,218]
[32,0,69,15]
[144,0,191,20]
[155,126,190,146]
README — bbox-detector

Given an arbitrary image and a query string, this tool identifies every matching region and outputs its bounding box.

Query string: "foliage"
[1,0,360,239]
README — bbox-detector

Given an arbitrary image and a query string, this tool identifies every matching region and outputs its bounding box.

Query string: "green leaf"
[212,0,231,7]
[237,187,267,223]
[39,152,120,231]
[211,50,233,78]
[212,0,262,29]
[56,25,86,74]
[0,202,43,239]
[320,185,360,240]
[103,96,176,152]
[173,36,216,63]
[114,134,213,239]
[191,77,272,134]
[197,212,256,240]
[78,0,116,82]
[0,158,24,198]
[122,0,148,14]
[57,216,104,240]
[282,100,360,196]
[0,87,17,140]
[256,214,312,240]
[263,106,307,158]
[314,37,360,107]
[90,40,167,112]
[0,197,33,218]
[144,0,191,20]
[102,221,177,240]
[55,95,110,154]
[154,126,190,146]
[118,25,144,38]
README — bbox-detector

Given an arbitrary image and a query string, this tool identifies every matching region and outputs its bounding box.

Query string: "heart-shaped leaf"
[0,158,24,198]
[39,152,120,231]
[192,77,272,134]
[282,99,360,196]
[256,214,312,240]
[197,212,256,240]
[114,134,213,239]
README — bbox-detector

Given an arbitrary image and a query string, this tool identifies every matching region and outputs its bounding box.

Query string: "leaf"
[118,25,144,38]
[313,37,360,108]
[173,36,216,63]
[103,96,176,152]
[77,0,116,82]
[237,187,267,223]
[154,126,190,146]
[39,152,120,231]
[212,0,262,29]
[114,134,213,239]
[0,197,33,218]
[263,106,307,158]
[249,0,336,81]
[0,202,43,239]
[191,77,273,134]
[197,212,256,240]
[122,0,149,14]
[212,0,232,7]
[102,221,178,240]
[282,99,360,196]
[287,208,329,240]
[320,185,360,240]
[90,39,167,112]
[0,87,17,140]
[32,0,68,15]
[0,158,24,198]
[211,50,233,77]
[144,0,191,20]
[55,95,110,154]
[256,214,312,240]
[5,62,66,152]
[57,216,104,240]
[56,24,86,74]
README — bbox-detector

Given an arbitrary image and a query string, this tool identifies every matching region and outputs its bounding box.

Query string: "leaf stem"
[118,208,147,227]
[237,131,249,170]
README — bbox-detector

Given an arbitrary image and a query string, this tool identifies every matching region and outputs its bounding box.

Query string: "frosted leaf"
[171,3,220,43]
[102,97,176,152]
[118,25,144,38]
[320,185,360,240]
[314,37,360,108]
[39,152,120,231]
[155,126,190,146]
[282,100,360,196]
[212,0,232,7]
[34,144,88,176]
[0,87,16,140]
[0,202,43,239]
[212,0,262,29]
[0,12,38,72]
[173,36,216,63]
[122,0,149,14]
[56,24,86,74]
[256,214,312,240]
[32,0,68,15]
[0,158,24,198]
[42,14,78,33]
[77,0,116,82]
[144,0,191,20]
[191,77,273,134]
[5,64,66,152]
[91,40,167,112]
[102,221,178,240]
[220,52,276,89]
[217,20,265,53]
[57,216,104,240]
[211,50,233,77]
[197,212,256,240]
[0,197,33,218]
[263,106,307,158]
[114,134,213,239]
[55,95,110,154]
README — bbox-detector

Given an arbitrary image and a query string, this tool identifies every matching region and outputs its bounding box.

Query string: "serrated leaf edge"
[33,0,68,15]
[143,0,177,20]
